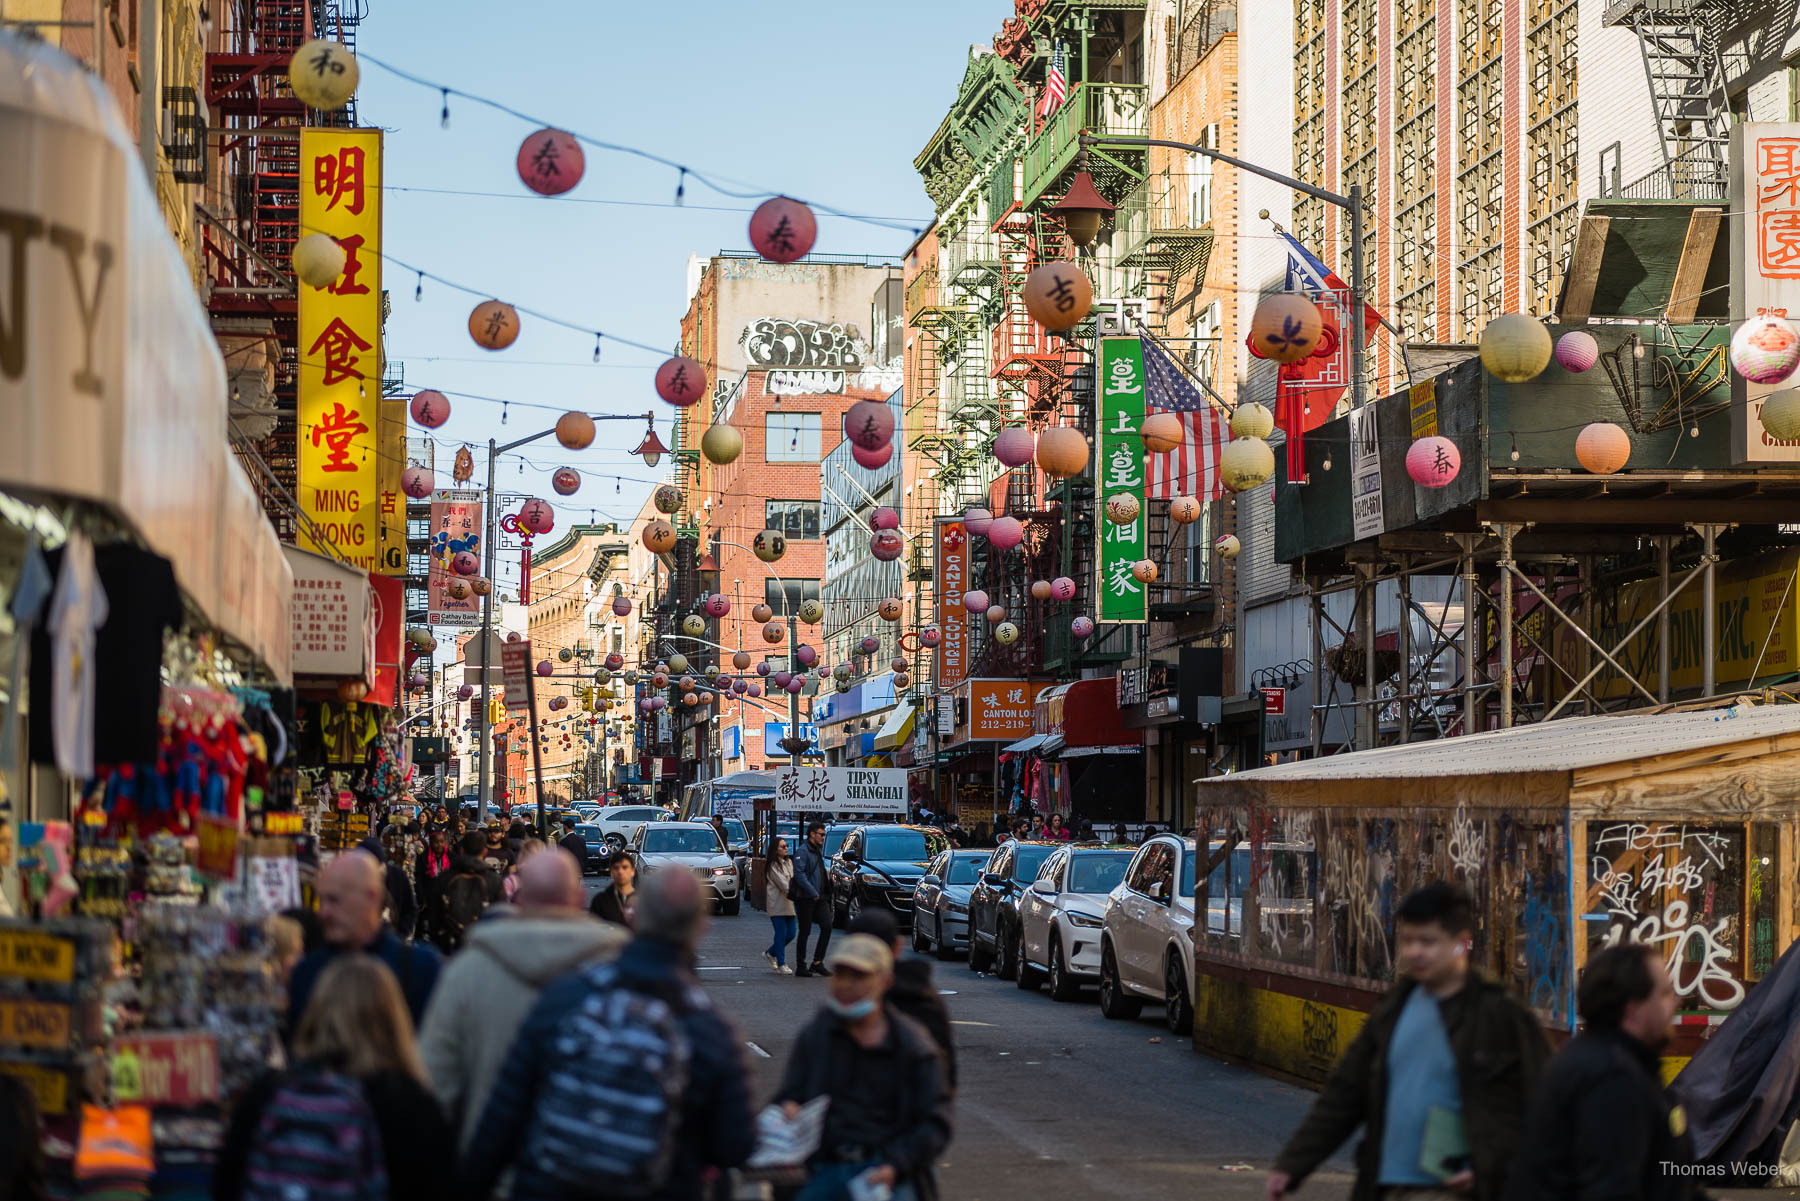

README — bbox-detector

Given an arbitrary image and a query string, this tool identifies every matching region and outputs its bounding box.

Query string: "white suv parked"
[1017,845,1136,1001]
[590,804,672,851]
[1097,834,1198,1034]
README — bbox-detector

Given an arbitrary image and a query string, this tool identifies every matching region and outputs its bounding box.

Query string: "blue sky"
[358,0,1013,591]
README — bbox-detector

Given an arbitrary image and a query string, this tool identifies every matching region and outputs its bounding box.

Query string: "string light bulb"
[1690,423,1700,438]
[593,333,603,363]
[439,87,450,128]
[415,271,423,302]
[1321,452,1333,472]
[1510,434,1520,462]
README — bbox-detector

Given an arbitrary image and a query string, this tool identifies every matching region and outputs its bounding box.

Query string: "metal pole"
[1498,525,1515,728]
[1462,544,1479,736]
[1658,536,1672,702]
[1357,565,1376,750]
[1398,562,1413,743]
[1348,183,1367,414]
[477,437,497,823]
[1309,585,1324,756]
[525,643,548,841]
[1701,524,1719,696]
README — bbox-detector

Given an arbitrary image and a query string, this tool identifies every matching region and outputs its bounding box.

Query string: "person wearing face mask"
[775,933,952,1201]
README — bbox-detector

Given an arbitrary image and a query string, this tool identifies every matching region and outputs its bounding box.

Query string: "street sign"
[501,638,531,708]
[772,766,907,816]
[1261,686,1286,716]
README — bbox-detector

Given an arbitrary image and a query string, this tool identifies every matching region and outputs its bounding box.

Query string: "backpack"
[520,962,694,1198]
[242,1068,388,1201]
[440,872,489,950]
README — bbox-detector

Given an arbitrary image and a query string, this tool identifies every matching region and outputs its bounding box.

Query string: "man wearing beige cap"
[776,932,953,1201]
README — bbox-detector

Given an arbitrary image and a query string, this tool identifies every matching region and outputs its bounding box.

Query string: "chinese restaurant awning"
[1035,679,1144,751]
[872,702,916,752]
[1002,733,1050,755]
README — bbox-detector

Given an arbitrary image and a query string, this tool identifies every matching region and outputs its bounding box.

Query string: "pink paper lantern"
[536,660,554,676]
[963,507,992,536]
[612,596,632,617]
[733,679,749,694]
[1405,435,1461,488]
[1554,330,1599,374]
[655,356,708,407]
[409,673,427,689]
[517,128,585,196]
[992,426,1036,468]
[452,551,479,576]
[796,644,818,666]
[987,515,1025,550]
[961,590,990,614]
[639,698,654,713]
[869,529,904,561]
[1071,616,1096,639]
[519,498,555,534]
[409,389,450,428]
[748,196,818,264]
[457,684,474,701]
[985,606,1005,624]
[1050,576,1077,601]
[747,683,763,698]
[551,467,581,496]
[401,465,434,499]
[756,661,772,677]
[773,671,792,688]
[785,677,805,695]
[919,626,941,648]
[704,593,731,618]
[851,441,892,469]
[870,506,901,531]
[1732,314,1800,384]
[860,635,880,653]
[844,400,896,451]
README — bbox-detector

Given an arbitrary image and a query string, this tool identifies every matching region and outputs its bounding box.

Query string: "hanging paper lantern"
[1733,315,1800,384]
[835,680,853,694]
[456,684,475,701]
[985,605,1006,625]
[1761,389,1800,440]
[336,679,367,703]
[920,626,941,648]
[704,593,731,618]
[517,128,585,196]
[987,516,1025,551]
[733,679,749,694]
[638,698,654,713]
[1216,534,1241,559]
[612,595,632,617]
[401,465,434,499]
[889,656,908,673]
[554,410,596,450]
[604,652,624,672]
[651,671,670,688]
[753,529,787,562]
[870,530,904,561]
[519,498,554,534]
[409,390,450,429]
[749,196,818,264]
[763,622,785,644]
[677,675,696,693]
[1249,294,1325,364]
[536,660,555,677]
[453,445,474,483]
[786,677,805,695]
[469,300,520,351]
[1479,314,1554,382]
[994,622,1020,645]
[292,233,345,288]
[844,399,894,452]
[1022,261,1094,331]
[288,39,358,110]
[655,356,708,407]
[652,484,684,514]
[752,603,774,623]
[1230,402,1275,439]
[682,693,699,708]
[1104,493,1141,524]
[963,507,993,536]
[1575,422,1632,475]
[452,551,479,576]
[406,628,432,647]
[732,650,752,670]
[993,426,1037,468]
[551,467,581,496]
[681,614,706,637]
[851,441,893,469]
[1036,427,1091,479]
[754,660,772,677]
[667,653,690,674]
[623,668,639,684]
[961,590,989,614]
[642,519,677,553]
[1220,437,1276,492]
[1554,330,1600,374]
[798,598,824,624]
[796,644,818,666]
[1051,576,1077,601]
[860,634,881,654]
[595,667,613,685]
[879,598,903,621]
[1131,559,1158,583]
[1140,412,1184,454]
[558,647,574,663]
[409,673,429,692]
[701,423,743,465]
[894,672,912,690]
[473,574,494,597]
[1169,496,1203,525]
[1406,436,1462,488]
[1030,580,1053,601]
[1071,616,1096,639]
[747,683,764,697]
[870,507,901,531]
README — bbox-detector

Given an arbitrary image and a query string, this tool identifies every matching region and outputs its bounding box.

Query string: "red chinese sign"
[936,519,968,689]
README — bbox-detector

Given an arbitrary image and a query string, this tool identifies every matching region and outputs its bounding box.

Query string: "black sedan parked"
[967,839,1060,978]
[828,824,947,930]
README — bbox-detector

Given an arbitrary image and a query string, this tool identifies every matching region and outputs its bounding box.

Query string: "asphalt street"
[583,879,1794,1200]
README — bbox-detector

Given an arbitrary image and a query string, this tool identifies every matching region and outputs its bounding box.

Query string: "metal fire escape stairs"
[1602,0,1732,198]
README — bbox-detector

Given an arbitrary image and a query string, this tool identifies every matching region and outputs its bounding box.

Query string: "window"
[765,412,820,462]
[765,500,821,540]
[764,578,821,616]
[1069,851,1133,895]
[643,827,724,854]
[1187,129,1217,227]
[864,829,945,861]
[1010,844,1055,881]
[946,854,984,885]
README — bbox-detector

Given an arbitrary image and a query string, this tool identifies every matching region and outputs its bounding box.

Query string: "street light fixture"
[633,422,670,468]
[1050,169,1116,250]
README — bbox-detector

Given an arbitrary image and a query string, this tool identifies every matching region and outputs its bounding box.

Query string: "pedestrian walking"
[589,849,638,926]
[1266,882,1548,1201]
[792,822,835,977]
[1506,942,1701,1201]
[464,870,755,1201]
[503,837,547,902]
[765,836,798,974]
[775,933,953,1201]
[849,909,956,1089]
[557,814,586,863]
[286,851,442,1039]
[433,832,502,952]
[215,954,455,1201]
[414,826,454,946]
[373,826,419,940]
[418,848,626,1152]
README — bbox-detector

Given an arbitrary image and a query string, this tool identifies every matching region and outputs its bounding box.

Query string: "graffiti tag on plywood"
[741,318,864,368]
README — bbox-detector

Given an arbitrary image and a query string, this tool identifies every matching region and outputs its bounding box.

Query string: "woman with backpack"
[213,954,455,1201]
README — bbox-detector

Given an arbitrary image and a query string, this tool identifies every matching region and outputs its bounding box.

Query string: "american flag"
[1140,335,1228,499]
[1041,44,1068,116]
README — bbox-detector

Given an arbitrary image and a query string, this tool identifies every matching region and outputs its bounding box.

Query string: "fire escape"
[1601,0,1732,199]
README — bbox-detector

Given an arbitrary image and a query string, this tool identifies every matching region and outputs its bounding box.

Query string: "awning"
[1035,679,1144,750]
[1003,733,1049,754]
[873,702,916,751]
[1059,743,1140,758]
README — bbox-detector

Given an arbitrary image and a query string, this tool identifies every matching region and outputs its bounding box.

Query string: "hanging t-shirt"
[90,544,182,764]
[1,541,54,786]
[47,533,109,780]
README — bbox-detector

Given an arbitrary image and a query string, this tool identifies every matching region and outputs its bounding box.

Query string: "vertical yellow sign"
[376,388,406,576]
[298,128,383,571]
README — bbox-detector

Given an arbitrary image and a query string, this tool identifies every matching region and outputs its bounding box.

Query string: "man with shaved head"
[285,848,444,1039]
[418,848,625,1151]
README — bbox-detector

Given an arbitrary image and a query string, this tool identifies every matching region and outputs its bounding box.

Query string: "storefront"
[1188,702,1800,1084]
[813,673,900,768]
[1121,649,1223,828]
[932,677,1049,826]
[1009,678,1143,824]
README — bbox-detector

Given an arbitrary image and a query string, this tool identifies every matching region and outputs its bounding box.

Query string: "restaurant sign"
[1097,336,1149,622]
[1731,123,1800,463]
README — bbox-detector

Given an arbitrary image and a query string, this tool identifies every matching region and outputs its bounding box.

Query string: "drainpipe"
[138,0,162,184]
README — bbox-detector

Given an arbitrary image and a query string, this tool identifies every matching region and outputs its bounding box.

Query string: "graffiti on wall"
[767,369,847,396]
[741,318,865,368]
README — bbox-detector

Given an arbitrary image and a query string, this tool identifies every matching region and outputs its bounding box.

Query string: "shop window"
[765,500,821,540]
[764,578,821,617]
[765,412,820,462]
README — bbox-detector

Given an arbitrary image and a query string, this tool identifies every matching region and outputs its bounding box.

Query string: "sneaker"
[794,965,812,978]
[778,965,794,975]
[763,951,778,970]
[810,962,826,976]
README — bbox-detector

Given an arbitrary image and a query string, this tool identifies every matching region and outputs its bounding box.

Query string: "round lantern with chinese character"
[889,656,908,673]
[1220,437,1276,492]
[870,530,904,561]
[655,356,707,407]
[1071,616,1096,639]
[681,614,705,637]
[292,234,345,288]
[851,442,893,469]
[1405,436,1462,488]
[1036,427,1090,479]
[1051,576,1077,601]
[985,605,1006,625]
[288,39,359,110]
[452,551,479,576]
[1230,402,1275,440]
[551,467,581,496]
[1555,330,1600,374]
[612,595,632,617]
[749,196,818,264]
[554,410,595,450]
[752,603,774,624]
[920,626,942,648]
[701,423,742,465]
[879,598,903,622]
[1576,421,1632,475]
[651,671,670,688]
[963,507,993,536]
[1131,559,1158,584]
[409,389,450,429]
[1105,493,1141,524]
[798,598,824,624]
[1023,261,1094,331]
[763,622,785,645]
[753,529,787,563]
[1170,496,1203,525]
[1479,314,1554,382]
[642,519,676,553]
[519,499,554,534]
[704,593,731,618]
[988,516,1025,551]
[469,300,520,351]
[870,507,901,531]
[1249,293,1326,364]
[681,693,699,708]
[732,679,749,695]
[994,622,1019,645]
[402,465,434,499]
[1139,412,1184,454]
[473,576,493,596]
[859,634,881,654]
[1732,314,1800,384]
[1216,534,1241,559]
[993,426,1037,468]
[677,675,696,693]
[1031,580,1053,601]
[961,590,989,614]
[517,128,585,196]
[894,672,911,689]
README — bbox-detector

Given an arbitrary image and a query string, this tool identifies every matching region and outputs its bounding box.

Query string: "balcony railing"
[1023,83,1148,207]
[989,152,1020,224]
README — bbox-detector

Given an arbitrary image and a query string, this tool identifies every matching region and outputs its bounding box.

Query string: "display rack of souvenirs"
[131,902,280,1100]
[0,918,116,1169]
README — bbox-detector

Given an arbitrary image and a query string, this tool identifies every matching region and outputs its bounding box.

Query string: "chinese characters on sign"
[428,489,483,627]
[966,679,1049,740]
[287,556,371,678]
[1348,405,1385,539]
[299,129,385,565]
[1097,337,1148,623]
[936,519,969,688]
[1731,124,1800,463]
[771,766,907,816]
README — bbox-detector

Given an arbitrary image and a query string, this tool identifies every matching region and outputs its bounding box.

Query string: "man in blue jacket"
[792,821,834,977]
[286,850,442,1038]
[463,868,755,1201]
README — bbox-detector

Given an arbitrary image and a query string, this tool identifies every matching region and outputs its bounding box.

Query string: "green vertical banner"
[1097,336,1148,624]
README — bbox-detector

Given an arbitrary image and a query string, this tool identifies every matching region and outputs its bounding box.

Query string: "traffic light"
[489,695,504,725]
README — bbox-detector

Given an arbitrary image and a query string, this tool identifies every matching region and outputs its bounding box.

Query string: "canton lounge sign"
[1097,337,1148,623]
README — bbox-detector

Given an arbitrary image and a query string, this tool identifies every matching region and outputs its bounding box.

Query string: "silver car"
[911,849,990,960]
[629,821,741,915]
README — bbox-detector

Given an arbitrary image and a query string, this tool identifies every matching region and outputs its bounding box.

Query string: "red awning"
[1036,679,1143,749]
